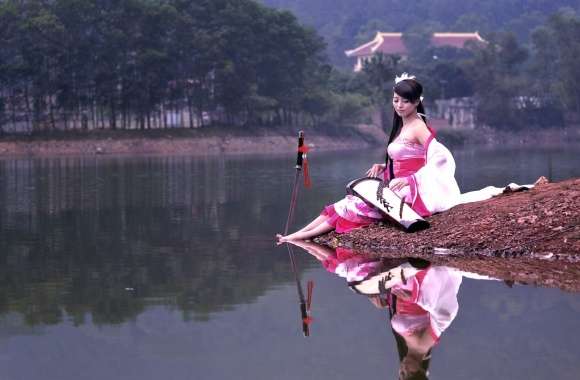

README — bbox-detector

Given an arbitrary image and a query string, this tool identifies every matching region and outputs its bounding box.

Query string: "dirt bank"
[313,177,580,292]
[0,125,578,157]
[0,125,387,157]
[436,125,580,147]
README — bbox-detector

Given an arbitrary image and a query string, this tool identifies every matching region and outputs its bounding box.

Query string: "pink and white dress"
[321,247,384,282]
[390,266,462,342]
[321,129,460,233]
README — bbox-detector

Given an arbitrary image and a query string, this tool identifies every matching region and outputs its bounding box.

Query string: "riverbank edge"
[312,177,580,291]
[0,125,578,157]
[0,124,387,157]
[314,177,580,258]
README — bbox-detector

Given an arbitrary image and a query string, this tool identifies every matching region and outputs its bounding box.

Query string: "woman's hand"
[389,177,409,192]
[366,163,386,178]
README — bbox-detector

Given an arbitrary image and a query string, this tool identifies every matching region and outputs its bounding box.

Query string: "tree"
[361,53,400,132]
[462,32,533,129]
[544,10,580,114]
[0,0,332,132]
[354,18,392,45]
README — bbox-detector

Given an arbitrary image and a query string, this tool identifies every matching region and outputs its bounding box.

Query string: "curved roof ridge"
[346,31,486,58]
[345,32,383,57]
[433,32,485,41]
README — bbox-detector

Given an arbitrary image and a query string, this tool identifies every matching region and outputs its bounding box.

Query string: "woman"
[277,73,460,243]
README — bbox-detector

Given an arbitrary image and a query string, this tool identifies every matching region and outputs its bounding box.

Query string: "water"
[0,144,578,380]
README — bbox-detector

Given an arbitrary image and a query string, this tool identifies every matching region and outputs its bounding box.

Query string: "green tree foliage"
[261,0,580,67]
[4,1,580,133]
[262,0,580,129]
[0,0,331,132]
[354,18,393,45]
[460,28,568,129]
[358,54,400,132]
[462,32,526,128]
[541,10,580,114]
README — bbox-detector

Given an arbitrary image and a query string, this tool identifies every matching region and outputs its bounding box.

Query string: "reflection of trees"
[0,156,299,326]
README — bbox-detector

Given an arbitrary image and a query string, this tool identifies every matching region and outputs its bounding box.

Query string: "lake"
[0,144,579,380]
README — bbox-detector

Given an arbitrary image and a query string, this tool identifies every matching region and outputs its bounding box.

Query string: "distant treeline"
[2,1,580,134]
[265,0,580,129]
[363,9,580,129]
[0,0,359,133]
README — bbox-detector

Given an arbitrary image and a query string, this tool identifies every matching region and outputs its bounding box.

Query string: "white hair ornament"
[394,72,416,84]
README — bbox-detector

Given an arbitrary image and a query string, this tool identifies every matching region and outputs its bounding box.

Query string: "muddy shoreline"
[0,125,578,157]
[0,134,380,157]
[0,125,387,157]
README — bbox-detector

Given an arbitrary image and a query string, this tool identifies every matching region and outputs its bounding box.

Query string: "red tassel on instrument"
[298,145,311,188]
[303,159,311,188]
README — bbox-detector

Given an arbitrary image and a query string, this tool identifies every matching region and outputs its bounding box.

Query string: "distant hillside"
[260,0,580,66]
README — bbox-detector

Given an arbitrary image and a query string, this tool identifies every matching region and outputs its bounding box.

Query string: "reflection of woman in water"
[277,74,460,243]
[387,265,462,380]
[290,240,462,380]
[289,239,407,283]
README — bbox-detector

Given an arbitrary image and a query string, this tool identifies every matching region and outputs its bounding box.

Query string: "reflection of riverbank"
[0,153,307,327]
[292,239,580,293]
[316,233,580,292]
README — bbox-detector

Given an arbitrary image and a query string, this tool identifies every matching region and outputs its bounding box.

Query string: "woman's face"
[392,93,418,118]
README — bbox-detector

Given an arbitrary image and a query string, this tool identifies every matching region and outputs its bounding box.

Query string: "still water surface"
[0,145,579,380]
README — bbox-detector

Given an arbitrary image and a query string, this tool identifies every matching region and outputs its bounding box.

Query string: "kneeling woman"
[277,74,460,243]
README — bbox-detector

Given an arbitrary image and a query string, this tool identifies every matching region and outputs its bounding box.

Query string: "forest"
[261,0,580,64]
[1,0,580,134]
[262,0,580,128]
[0,0,334,133]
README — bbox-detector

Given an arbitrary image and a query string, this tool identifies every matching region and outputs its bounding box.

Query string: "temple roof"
[345,32,486,57]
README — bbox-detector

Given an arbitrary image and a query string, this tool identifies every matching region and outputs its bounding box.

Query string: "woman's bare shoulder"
[407,119,430,145]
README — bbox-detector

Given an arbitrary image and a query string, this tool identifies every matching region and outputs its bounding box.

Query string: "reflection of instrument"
[349,262,421,296]
[347,177,429,232]
[283,131,313,337]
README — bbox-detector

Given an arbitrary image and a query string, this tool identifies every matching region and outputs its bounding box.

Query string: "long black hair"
[385,78,426,180]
